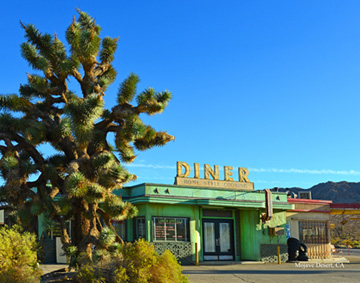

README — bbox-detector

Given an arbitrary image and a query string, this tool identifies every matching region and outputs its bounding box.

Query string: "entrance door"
[203,219,234,260]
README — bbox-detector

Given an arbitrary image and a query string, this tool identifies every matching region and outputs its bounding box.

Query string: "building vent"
[298,192,312,199]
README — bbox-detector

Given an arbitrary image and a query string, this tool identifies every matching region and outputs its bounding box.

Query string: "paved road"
[40,256,360,283]
[183,258,360,283]
[39,264,68,275]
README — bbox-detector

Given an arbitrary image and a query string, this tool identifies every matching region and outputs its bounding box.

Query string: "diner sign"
[175,161,254,190]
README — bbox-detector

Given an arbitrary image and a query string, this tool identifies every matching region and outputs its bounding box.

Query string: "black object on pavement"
[287,237,309,262]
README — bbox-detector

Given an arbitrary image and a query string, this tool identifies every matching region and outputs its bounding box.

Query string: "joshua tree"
[0,9,173,264]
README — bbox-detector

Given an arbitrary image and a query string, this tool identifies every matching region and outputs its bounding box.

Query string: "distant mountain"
[272,181,360,203]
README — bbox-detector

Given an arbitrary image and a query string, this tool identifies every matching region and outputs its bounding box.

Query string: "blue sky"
[2,0,360,190]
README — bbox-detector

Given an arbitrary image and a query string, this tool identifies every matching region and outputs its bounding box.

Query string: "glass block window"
[299,221,328,244]
[152,217,189,242]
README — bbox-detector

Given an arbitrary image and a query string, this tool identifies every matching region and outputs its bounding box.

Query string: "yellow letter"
[177,161,191,177]
[194,163,200,178]
[238,167,250,182]
[224,166,233,181]
[204,164,219,180]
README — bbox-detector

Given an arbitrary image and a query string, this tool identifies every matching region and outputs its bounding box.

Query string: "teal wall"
[121,183,291,210]
[239,210,259,260]
[239,209,287,260]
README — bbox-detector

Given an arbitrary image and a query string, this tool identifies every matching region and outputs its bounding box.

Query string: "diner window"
[299,221,328,244]
[112,220,126,241]
[152,217,189,242]
[134,217,146,239]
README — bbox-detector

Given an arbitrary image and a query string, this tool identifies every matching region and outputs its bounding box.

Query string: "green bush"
[74,265,106,283]
[0,225,42,283]
[74,239,189,283]
[152,249,189,283]
[115,239,189,282]
[342,239,354,248]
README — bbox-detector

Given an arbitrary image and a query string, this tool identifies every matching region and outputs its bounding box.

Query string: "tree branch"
[0,134,14,148]
[0,145,7,153]
[93,62,109,78]
[96,207,124,245]
[49,187,60,199]
[44,69,60,85]
[72,69,83,85]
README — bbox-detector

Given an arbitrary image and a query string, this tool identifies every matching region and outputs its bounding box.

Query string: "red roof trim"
[290,209,331,213]
[287,198,332,204]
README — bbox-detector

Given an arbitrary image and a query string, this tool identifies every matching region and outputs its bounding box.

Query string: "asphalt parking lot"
[182,256,360,283]
[40,256,360,283]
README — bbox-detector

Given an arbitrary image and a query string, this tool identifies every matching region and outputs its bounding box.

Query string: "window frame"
[134,216,146,240]
[152,216,190,242]
[298,220,329,244]
[111,219,127,241]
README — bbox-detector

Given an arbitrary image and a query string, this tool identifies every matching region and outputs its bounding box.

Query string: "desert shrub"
[150,249,189,283]
[112,239,188,282]
[0,225,42,283]
[74,265,106,283]
[113,266,129,283]
[342,239,354,248]
[74,239,189,283]
[119,239,159,282]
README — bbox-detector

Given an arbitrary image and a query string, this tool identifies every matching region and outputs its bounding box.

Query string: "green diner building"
[114,162,294,264]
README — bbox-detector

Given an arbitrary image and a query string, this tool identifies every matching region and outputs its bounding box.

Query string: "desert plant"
[151,249,189,283]
[116,239,188,282]
[342,239,354,248]
[74,265,106,283]
[0,225,42,283]
[0,9,174,265]
[73,239,189,283]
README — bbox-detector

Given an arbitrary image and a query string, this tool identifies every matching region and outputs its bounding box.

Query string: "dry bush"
[74,239,189,283]
[0,225,42,283]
